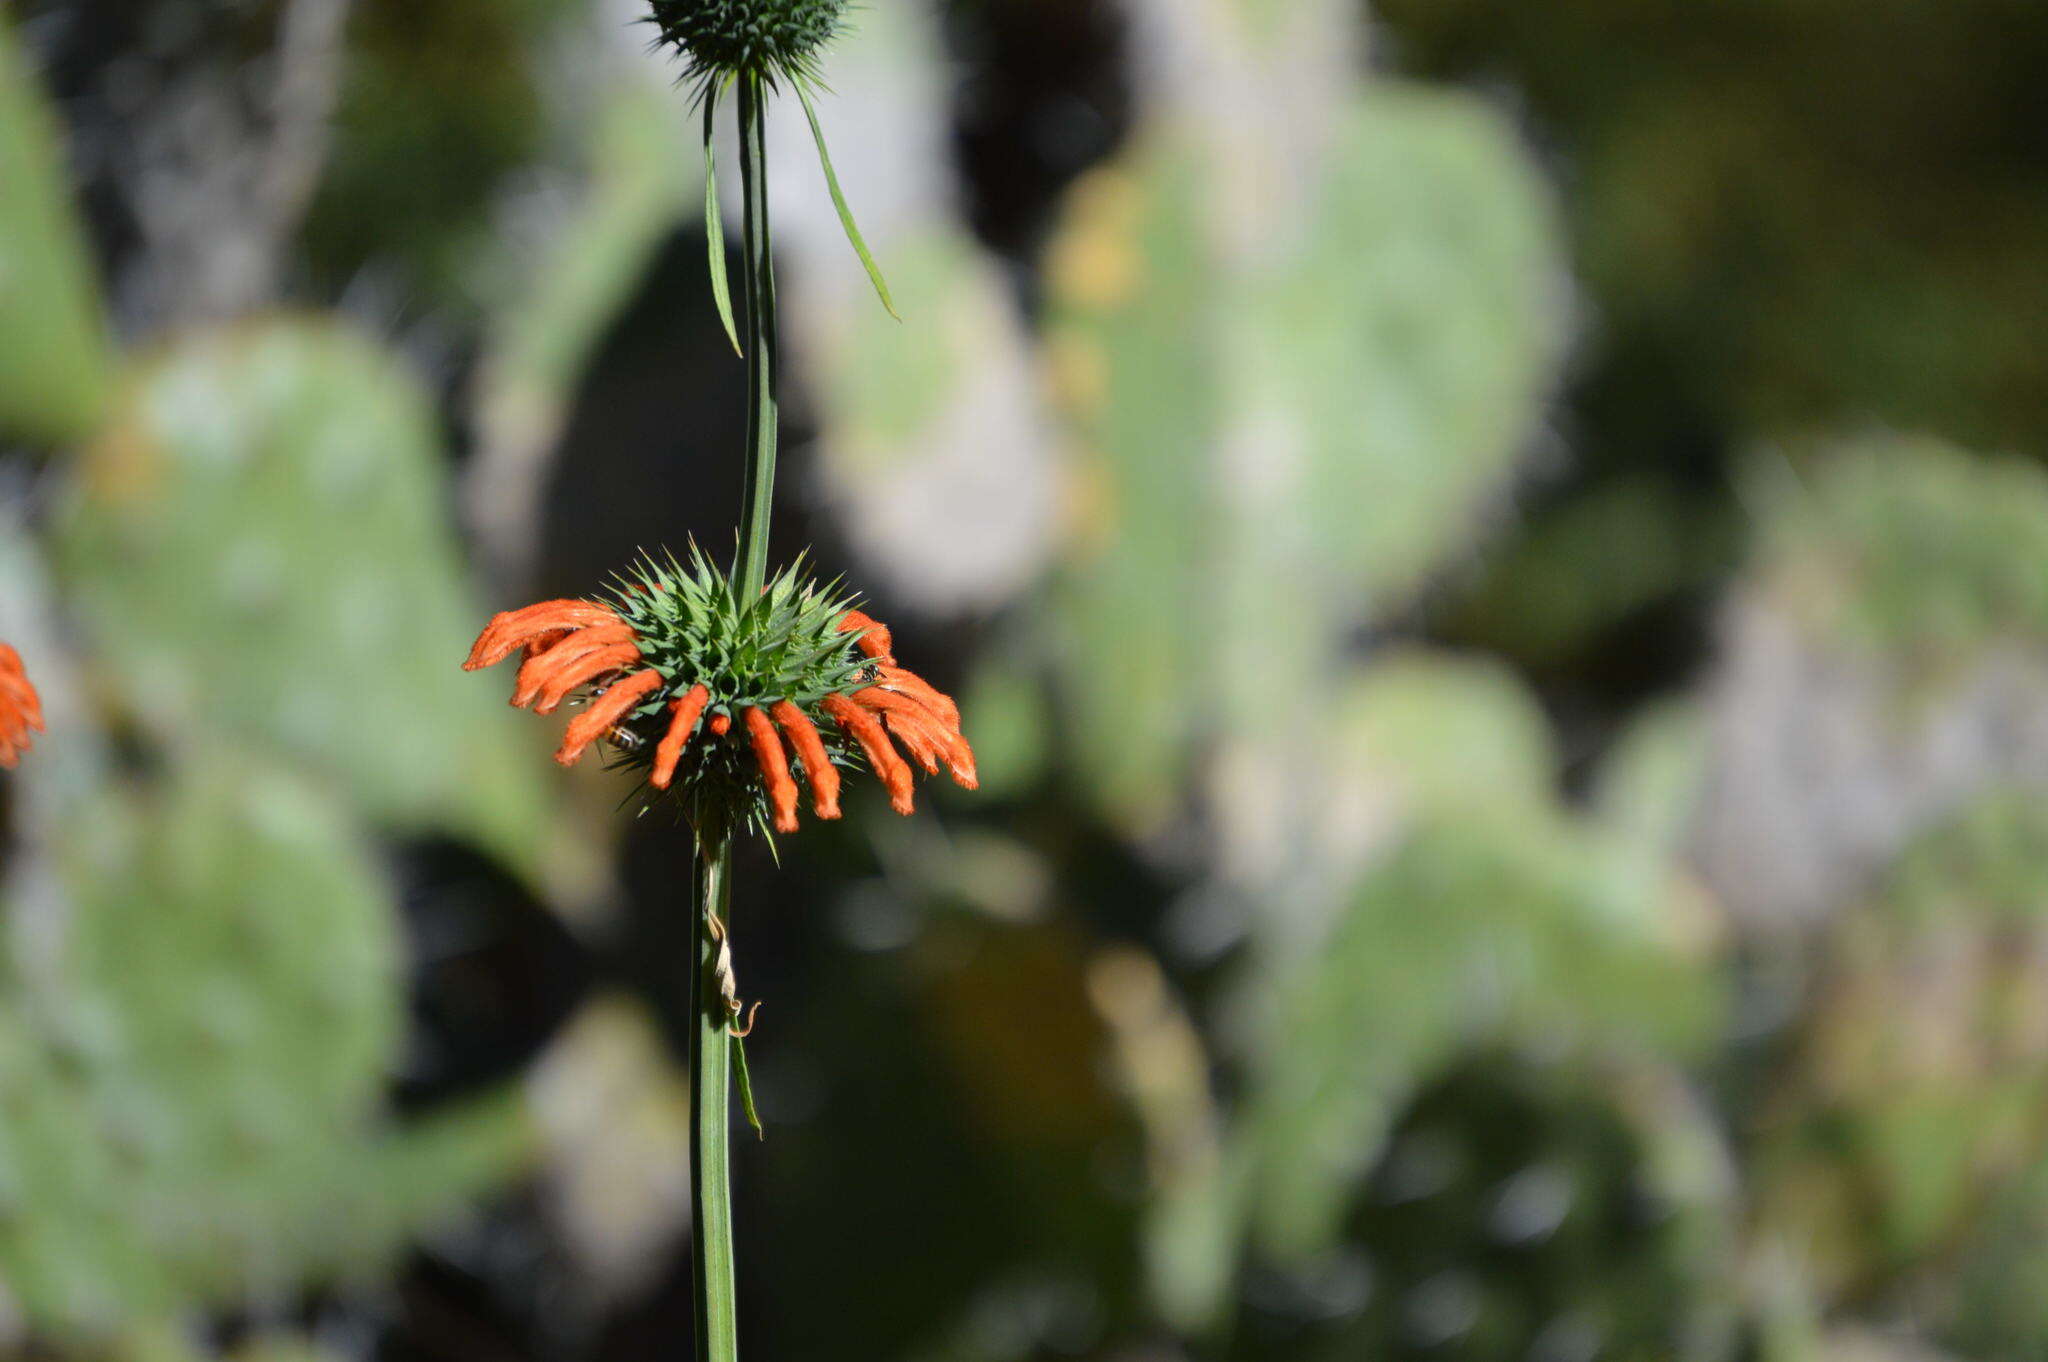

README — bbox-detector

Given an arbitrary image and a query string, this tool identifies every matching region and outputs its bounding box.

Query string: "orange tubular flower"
[533,643,642,715]
[466,601,622,670]
[743,706,801,834]
[836,609,894,662]
[876,664,961,730]
[846,684,978,789]
[513,624,636,707]
[821,693,915,815]
[0,644,44,770]
[463,548,973,835]
[771,699,841,819]
[558,669,665,766]
[652,684,713,790]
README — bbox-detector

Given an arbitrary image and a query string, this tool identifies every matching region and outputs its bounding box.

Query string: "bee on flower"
[0,643,44,769]
[463,549,973,836]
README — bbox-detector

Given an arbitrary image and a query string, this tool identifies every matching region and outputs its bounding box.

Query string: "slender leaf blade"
[730,1033,764,1139]
[796,80,900,321]
[703,81,743,356]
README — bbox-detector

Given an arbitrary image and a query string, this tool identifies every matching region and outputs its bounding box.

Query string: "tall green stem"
[691,835,738,1362]
[695,67,777,1362]
[735,71,779,599]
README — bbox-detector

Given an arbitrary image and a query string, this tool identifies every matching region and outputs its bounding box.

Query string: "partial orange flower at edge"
[0,643,46,769]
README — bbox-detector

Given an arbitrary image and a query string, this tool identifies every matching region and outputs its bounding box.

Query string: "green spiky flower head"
[464,547,976,841]
[649,0,848,88]
[604,546,872,833]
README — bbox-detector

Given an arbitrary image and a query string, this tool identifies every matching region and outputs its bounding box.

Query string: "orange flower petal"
[824,692,914,815]
[771,699,841,819]
[556,669,664,767]
[743,706,800,834]
[884,713,944,774]
[0,675,43,732]
[853,688,942,766]
[836,609,894,662]
[522,630,574,662]
[877,664,961,731]
[513,624,636,707]
[857,687,976,788]
[651,684,712,790]
[0,644,43,765]
[465,600,620,670]
[533,642,642,715]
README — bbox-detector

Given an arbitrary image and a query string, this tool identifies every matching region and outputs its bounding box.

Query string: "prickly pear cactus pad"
[0,13,112,445]
[1040,84,1566,832]
[0,755,391,1333]
[1756,795,2048,1325]
[0,754,530,1341]
[55,320,546,862]
[1753,437,2048,665]
[1246,806,1721,1260]
[1273,1054,1736,1362]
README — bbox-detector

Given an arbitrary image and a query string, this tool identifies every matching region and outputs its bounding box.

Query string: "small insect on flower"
[0,643,45,769]
[464,548,973,836]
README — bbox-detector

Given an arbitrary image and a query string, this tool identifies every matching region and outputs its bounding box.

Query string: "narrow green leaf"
[795,80,900,321]
[730,1032,764,1139]
[704,80,743,356]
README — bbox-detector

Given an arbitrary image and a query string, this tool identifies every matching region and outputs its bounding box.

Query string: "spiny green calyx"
[607,546,871,720]
[604,547,871,831]
[648,0,847,89]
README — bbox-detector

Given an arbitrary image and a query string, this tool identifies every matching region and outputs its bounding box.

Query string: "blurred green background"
[3,1,2048,1359]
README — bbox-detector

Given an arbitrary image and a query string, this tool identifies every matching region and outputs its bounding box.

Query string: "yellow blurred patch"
[82,419,161,506]
[1058,443,1121,561]
[1046,170,1147,311]
[1043,329,1110,419]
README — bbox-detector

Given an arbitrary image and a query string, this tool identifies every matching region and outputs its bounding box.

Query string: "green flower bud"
[648,0,848,87]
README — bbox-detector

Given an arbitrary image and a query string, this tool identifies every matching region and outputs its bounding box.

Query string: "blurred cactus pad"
[1040,82,1566,831]
[0,755,525,1341]
[55,321,547,862]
